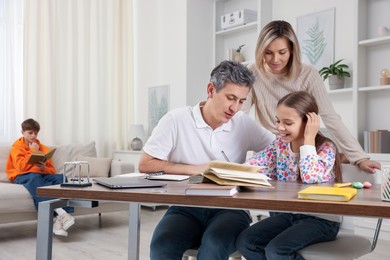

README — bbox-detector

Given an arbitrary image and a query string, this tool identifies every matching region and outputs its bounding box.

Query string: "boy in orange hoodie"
[6,118,75,236]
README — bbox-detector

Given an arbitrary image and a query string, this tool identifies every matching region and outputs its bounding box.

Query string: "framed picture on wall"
[148,85,170,135]
[297,8,335,71]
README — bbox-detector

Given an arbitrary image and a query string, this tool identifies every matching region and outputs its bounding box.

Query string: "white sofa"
[0,141,134,224]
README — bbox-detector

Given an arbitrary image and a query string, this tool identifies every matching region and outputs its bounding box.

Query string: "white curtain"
[23,0,133,156]
[0,0,23,143]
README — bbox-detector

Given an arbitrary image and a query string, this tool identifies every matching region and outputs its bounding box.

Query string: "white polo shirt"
[143,102,275,165]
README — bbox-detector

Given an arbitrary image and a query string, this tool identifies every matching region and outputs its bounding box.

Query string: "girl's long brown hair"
[277,91,342,182]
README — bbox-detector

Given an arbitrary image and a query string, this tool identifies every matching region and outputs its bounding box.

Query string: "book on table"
[297,186,357,202]
[189,160,272,188]
[27,148,57,164]
[185,183,239,196]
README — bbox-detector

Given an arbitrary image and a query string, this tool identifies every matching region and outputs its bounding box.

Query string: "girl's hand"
[304,112,320,146]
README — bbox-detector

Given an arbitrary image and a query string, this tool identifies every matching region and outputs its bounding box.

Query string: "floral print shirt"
[245,138,336,184]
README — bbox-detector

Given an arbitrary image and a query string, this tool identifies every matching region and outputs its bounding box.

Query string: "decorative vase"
[234,52,245,63]
[130,137,143,151]
[378,26,390,37]
[328,76,345,90]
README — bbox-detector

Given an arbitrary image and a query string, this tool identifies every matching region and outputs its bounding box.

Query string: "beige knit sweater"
[242,63,368,165]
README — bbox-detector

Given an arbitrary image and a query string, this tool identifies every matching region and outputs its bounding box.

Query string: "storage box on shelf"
[220,9,257,30]
[213,0,272,65]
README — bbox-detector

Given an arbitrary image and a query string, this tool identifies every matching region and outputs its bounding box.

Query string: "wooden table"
[36,180,390,260]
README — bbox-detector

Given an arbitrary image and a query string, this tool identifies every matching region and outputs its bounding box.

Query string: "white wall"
[133,0,213,135]
[134,0,187,134]
[186,0,214,106]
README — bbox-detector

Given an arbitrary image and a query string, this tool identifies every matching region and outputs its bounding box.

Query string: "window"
[0,0,23,142]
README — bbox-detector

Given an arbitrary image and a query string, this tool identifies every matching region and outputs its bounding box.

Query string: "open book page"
[206,160,265,173]
[208,168,270,180]
[187,160,272,188]
[203,174,272,188]
[27,148,56,164]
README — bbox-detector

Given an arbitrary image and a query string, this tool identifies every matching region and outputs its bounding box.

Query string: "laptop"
[93,177,166,189]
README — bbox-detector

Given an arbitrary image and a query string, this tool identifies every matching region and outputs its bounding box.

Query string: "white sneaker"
[58,212,75,231]
[53,217,68,236]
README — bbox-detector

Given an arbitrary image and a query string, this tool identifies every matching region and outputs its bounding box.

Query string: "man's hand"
[358,159,381,174]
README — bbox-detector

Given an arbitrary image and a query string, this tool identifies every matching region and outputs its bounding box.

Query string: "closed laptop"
[93,177,166,189]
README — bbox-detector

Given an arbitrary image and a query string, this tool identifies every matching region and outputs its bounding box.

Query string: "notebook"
[93,177,166,189]
[297,186,357,202]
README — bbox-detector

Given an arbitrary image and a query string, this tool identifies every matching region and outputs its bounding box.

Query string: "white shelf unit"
[213,0,272,65]
[355,0,390,159]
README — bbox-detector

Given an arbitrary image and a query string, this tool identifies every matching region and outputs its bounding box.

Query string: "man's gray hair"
[210,60,255,92]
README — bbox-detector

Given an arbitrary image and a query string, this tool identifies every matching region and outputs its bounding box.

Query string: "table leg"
[36,199,69,260]
[128,202,140,260]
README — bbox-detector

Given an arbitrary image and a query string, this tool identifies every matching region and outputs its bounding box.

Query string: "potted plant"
[319,59,351,90]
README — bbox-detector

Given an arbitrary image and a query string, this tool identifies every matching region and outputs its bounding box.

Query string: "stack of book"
[363,129,390,153]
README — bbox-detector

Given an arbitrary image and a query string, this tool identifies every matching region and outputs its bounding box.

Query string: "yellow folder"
[297,186,357,202]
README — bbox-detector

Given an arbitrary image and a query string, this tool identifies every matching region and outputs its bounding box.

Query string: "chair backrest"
[341,164,380,184]
[299,163,383,260]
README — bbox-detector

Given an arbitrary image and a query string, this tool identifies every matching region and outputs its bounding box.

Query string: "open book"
[27,148,56,164]
[190,160,272,188]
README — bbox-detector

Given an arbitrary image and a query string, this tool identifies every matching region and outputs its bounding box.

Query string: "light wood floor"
[0,207,389,259]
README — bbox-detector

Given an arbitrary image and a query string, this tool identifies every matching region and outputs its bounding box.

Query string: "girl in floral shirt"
[236,91,342,260]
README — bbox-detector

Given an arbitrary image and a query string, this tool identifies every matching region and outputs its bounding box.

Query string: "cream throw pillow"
[53,141,97,174]
[76,155,112,178]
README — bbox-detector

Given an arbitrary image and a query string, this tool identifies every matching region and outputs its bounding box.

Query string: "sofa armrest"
[110,160,135,177]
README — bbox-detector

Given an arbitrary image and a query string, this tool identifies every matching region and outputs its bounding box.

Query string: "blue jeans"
[150,206,251,260]
[236,212,340,260]
[14,172,73,213]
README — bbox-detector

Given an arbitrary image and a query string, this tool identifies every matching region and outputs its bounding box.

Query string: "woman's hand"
[358,159,381,174]
[304,112,320,146]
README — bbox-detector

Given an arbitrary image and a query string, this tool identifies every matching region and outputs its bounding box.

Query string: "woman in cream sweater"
[242,20,380,173]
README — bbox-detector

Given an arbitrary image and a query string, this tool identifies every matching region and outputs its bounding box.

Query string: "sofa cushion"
[0,146,11,182]
[53,141,97,175]
[0,182,36,214]
[76,155,112,177]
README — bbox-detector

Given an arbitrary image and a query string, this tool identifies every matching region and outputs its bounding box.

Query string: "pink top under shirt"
[245,138,336,184]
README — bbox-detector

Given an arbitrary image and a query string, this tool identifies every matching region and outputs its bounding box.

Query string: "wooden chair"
[299,164,383,259]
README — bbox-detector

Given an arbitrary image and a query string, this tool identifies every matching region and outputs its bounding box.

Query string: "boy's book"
[185,183,239,196]
[27,148,56,164]
[297,186,357,202]
[189,160,272,188]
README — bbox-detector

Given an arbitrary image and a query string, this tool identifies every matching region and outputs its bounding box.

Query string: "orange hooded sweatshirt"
[6,137,56,182]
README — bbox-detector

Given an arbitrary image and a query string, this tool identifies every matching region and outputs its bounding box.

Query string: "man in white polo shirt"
[139,60,275,260]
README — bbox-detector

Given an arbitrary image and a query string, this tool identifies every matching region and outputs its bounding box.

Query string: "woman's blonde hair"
[255,20,302,79]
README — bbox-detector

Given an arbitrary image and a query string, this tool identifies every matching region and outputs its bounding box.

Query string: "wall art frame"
[297,8,335,71]
[148,85,170,135]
